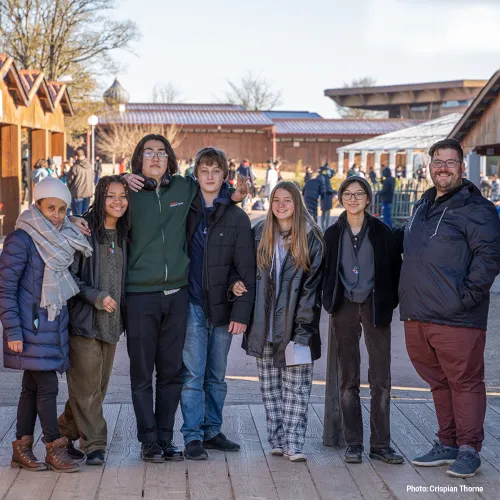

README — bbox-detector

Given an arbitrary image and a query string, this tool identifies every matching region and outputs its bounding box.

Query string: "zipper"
[331,225,343,306]
[156,190,168,282]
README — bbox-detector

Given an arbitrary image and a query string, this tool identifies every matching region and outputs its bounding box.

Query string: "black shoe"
[66,440,86,462]
[369,446,404,464]
[141,442,164,463]
[86,449,105,466]
[344,445,363,464]
[203,433,240,452]
[185,440,208,460]
[159,440,184,461]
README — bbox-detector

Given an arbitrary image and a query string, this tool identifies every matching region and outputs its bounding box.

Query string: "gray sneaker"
[412,439,459,467]
[447,446,481,478]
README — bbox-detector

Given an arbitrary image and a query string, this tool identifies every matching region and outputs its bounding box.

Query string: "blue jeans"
[71,197,90,216]
[382,202,392,228]
[181,302,233,445]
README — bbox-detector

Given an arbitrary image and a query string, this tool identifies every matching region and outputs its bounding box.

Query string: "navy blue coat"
[0,230,70,373]
[303,177,324,213]
[320,174,335,211]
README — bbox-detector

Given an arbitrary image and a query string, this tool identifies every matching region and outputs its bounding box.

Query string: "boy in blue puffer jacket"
[0,178,92,473]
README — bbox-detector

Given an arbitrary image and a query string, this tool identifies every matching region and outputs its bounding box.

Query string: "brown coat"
[67,159,94,199]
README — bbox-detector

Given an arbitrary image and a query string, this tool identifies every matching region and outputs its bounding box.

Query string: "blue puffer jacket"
[0,229,70,373]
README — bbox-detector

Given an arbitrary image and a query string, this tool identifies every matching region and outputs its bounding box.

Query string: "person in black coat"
[322,176,403,466]
[377,167,395,227]
[59,175,130,466]
[319,165,335,231]
[182,147,256,460]
[234,181,323,462]
[302,171,324,222]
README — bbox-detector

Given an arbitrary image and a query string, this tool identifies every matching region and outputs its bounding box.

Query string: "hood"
[76,158,93,169]
[338,176,374,208]
[382,167,392,178]
[422,179,481,208]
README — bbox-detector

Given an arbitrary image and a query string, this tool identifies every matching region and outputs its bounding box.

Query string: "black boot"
[140,442,164,463]
[203,433,240,452]
[185,440,208,460]
[159,440,184,461]
[344,445,363,464]
[369,446,404,464]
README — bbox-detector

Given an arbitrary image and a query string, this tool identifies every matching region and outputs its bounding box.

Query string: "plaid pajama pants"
[256,341,313,454]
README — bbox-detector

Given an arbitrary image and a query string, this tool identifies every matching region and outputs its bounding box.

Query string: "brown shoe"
[45,437,80,473]
[11,436,47,471]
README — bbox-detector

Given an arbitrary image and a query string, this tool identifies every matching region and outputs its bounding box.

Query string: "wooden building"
[0,54,73,233]
[325,80,486,119]
[98,81,419,172]
[449,70,500,177]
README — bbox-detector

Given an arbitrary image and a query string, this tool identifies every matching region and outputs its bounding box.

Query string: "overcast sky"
[109,0,500,117]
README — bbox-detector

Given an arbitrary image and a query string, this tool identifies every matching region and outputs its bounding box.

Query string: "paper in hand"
[285,341,312,366]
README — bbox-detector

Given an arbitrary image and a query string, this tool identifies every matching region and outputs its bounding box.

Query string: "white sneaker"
[271,448,283,456]
[284,452,306,462]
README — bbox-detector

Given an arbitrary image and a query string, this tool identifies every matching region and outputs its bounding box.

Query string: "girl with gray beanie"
[0,177,92,473]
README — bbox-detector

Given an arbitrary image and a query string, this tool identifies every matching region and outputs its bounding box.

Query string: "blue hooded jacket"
[0,229,70,373]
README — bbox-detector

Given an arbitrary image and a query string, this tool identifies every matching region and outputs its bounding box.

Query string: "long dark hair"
[131,134,178,179]
[86,175,131,246]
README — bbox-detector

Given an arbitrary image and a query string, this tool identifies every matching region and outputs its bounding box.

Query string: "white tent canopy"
[336,113,462,177]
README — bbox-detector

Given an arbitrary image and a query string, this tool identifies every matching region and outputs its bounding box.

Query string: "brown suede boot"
[45,437,80,473]
[11,436,47,471]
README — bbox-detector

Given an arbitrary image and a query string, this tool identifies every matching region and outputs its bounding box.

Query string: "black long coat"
[243,221,323,368]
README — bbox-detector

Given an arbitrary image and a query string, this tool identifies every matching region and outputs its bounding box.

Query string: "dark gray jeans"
[331,297,392,449]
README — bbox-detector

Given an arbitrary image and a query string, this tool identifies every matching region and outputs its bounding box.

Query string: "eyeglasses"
[342,191,367,200]
[430,159,461,169]
[143,151,168,160]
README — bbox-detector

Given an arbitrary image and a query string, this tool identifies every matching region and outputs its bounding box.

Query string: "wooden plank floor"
[0,403,497,500]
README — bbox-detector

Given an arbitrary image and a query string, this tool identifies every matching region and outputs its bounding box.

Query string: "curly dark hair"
[131,134,178,179]
[86,175,131,246]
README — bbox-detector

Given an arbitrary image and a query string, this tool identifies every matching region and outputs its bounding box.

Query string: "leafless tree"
[337,77,387,119]
[96,122,185,166]
[224,72,283,111]
[152,82,183,103]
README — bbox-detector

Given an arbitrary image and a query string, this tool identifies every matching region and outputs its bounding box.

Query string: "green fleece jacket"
[126,175,198,293]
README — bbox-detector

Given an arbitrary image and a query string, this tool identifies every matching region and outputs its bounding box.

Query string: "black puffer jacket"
[186,193,256,327]
[322,212,401,327]
[243,221,323,368]
[379,167,395,204]
[68,231,127,338]
[399,180,500,330]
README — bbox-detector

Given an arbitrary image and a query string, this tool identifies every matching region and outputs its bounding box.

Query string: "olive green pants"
[58,335,117,454]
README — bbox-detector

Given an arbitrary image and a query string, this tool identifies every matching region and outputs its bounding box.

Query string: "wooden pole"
[323,315,346,446]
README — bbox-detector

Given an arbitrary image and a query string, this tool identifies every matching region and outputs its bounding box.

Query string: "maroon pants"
[404,321,486,451]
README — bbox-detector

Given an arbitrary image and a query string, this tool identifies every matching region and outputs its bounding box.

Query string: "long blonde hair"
[257,181,321,272]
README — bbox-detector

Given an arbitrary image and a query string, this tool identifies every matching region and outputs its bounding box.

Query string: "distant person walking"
[67,149,94,216]
[319,165,335,231]
[377,167,395,227]
[265,160,279,198]
[302,171,324,223]
[32,159,49,185]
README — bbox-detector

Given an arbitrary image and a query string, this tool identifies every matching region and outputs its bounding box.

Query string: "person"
[75,134,248,463]
[395,165,403,180]
[304,166,313,184]
[227,160,236,186]
[322,177,403,465]
[368,167,377,186]
[302,171,324,223]
[32,159,49,184]
[94,155,103,184]
[491,175,499,202]
[398,139,500,478]
[58,175,130,466]
[22,153,30,202]
[265,160,279,198]
[184,158,195,177]
[235,181,323,462]
[377,167,395,227]
[67,148,94,216]
[319,165,335,231]
[347,164,365,178]
[237,159,255,210]
[0,177,92,473]
[181,147,256,460]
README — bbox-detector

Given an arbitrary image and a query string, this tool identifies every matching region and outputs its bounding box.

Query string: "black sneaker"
[447,446,481,478]
[141,442,164,463]
[158,440,184,461]
[66,440,86,462]
[86,449,105,466]
[412,439,459,467]
[185,440,208,460]
[344,445,363,464]
[203,433,240,452]
[369,446,404,464]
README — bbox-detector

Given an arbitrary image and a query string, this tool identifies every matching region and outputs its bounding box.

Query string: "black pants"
[126,288,189,443]
[331,297,392,449]
[17,370,60,442]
